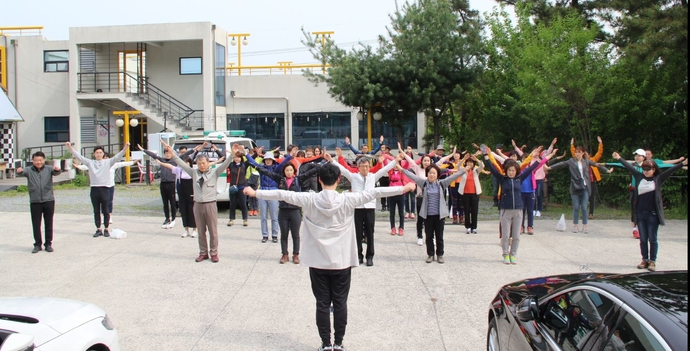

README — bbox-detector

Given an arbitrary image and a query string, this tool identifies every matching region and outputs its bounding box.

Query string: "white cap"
[633,149,646,157]
[263,153,275,161]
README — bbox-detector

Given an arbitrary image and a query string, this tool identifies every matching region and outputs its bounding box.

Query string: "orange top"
[463,170,476,194]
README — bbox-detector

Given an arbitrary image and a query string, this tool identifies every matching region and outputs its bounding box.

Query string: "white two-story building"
[0,22,424,170]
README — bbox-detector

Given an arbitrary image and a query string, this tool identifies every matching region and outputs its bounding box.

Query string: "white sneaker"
[416,238,423,246]
[181,230,188,238]
[536,211,541,217]
[190,229,197,238]
[168,220,176,229]
[466,228,471,234]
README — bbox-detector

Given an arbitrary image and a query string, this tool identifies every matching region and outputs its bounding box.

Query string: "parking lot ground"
[1,212,687,351]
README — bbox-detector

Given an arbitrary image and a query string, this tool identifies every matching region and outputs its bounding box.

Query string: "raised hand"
[531,146,544,158]
[335,147,342,158]
[402,182,416,193]
[378,155,385,164]
[344,136,350,145]
[137,144,144,151]
[511,139,517,148]
[243,187,257,197]
[397,142,403,153]
[571,138,575,145]
[16,167,23,173]
[53,165,61,171]
[124,142,130,148]
[607,168,614,174]
[379,135,384,144]
[202,142,210,149]
[65,141,73,150]
[612,152,620,160]
[472,143,480,150]
[546,148,558,160]
[597,136,602,144]
[323,152,333,162]
[551,137,558,146]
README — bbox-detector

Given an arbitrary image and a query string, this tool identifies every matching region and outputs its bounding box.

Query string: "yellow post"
[312,31,334,74]
[113,110,140,184]
[228,33,250,76]
[367,108,372,151]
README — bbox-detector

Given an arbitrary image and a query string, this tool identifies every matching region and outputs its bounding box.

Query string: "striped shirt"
[426,182,441,216]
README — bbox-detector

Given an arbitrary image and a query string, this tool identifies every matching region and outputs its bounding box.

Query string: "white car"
[0,297,119,351]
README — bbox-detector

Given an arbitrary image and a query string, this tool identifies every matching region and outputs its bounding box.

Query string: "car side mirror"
[517,296,539,322]
[0,333,35,351]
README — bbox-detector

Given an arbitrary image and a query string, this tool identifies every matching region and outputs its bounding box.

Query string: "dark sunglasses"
[642,167,654,171]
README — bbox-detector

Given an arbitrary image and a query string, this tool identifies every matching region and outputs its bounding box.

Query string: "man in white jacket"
[244,162,415,351]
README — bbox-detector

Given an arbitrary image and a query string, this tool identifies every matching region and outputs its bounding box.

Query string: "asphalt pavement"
[0,195,687,351]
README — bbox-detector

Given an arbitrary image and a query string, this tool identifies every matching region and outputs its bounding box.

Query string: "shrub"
[72,174,89,187]
[16,185,28,192]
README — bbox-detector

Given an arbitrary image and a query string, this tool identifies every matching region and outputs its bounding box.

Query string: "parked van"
[173,130,257,202]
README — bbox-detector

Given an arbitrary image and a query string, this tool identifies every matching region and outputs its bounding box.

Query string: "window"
[44,50,69,72]
[292,112,350,150]
[214,43,225,106]
[180,57,202,75]
[45,117,69,142]
[356,111,418,150]
[227,114,285,149]
[604,313,664,351]
[541,289,616,350]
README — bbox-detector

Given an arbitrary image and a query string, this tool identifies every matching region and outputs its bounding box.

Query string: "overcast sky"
[4,0,501,66]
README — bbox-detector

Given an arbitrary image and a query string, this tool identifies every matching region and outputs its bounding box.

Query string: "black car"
[487,270,687,351]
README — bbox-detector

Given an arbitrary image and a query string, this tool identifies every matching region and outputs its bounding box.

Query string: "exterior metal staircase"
[77,72,203,135]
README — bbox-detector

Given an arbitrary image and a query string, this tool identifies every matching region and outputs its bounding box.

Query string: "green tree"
[303,0,484,148]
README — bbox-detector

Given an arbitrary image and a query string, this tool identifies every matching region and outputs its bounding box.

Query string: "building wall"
[4,36,70,151]
[146,40,204,109]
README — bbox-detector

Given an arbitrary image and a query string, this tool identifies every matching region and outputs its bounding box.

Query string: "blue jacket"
[485,158,546,210]
[245,154,292,190]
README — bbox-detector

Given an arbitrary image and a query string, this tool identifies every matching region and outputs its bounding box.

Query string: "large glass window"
[292,112,350,150]
[215,43,226,106]
[44,50,69,72]
[45,116,70,142]
[227,114,285,149]
[356,111,418,150]
[180,57,202,75]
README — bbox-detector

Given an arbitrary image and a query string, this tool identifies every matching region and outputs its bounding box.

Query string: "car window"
[541,289,616,350]
[603,313,664,351]
[173,142,226,165]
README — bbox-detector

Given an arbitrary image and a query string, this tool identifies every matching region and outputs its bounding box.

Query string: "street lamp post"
[312,31,334,74]
[113,110,140,184]
[228,33,250,76]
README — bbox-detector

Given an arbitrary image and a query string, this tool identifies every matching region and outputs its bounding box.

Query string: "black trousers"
[229,188,248,220]
[424,215,445,257]
[310,267,352,346]
[278,208,301,255]
[178,179,196,228]
[354,208,375,260]
[388,194,405,229]
[416,197,424,239]
[90,187,110,229]
[462,193,479,230]
[30,200,55,247]
[160,181,177,221]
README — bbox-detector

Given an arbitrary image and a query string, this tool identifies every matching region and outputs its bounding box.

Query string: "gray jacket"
[549,158,608,195]
[171,151,233,203]
[401,167,465,219]
[17,165,62,203]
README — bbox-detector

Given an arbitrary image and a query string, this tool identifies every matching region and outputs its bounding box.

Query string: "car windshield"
[173,141,227,164]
